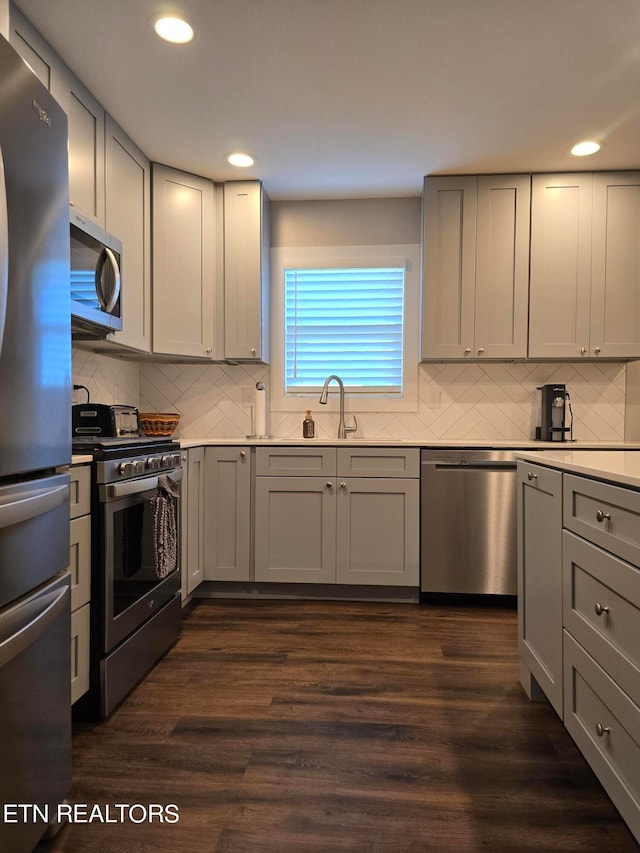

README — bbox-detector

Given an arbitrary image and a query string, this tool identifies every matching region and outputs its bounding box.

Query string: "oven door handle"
[102,468,183,501]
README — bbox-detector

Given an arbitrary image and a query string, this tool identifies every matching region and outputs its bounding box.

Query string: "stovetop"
[72,435,180,461]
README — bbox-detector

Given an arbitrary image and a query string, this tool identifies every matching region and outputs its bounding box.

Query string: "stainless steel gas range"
[72,436,183,717]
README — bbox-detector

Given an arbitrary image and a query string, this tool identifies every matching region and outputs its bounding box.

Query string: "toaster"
[72,404,140,437]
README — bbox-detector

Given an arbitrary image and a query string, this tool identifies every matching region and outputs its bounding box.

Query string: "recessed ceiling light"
[227,152,256,168]
[570,140,601,157]
[152,14,195,44]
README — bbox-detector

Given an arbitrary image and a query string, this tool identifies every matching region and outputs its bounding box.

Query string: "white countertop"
[179,437,639,450]
[515,449,640,489]
[71,454,93,464]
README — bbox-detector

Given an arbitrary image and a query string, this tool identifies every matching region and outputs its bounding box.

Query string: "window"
[284,265,405,396]
[270,244,419,414]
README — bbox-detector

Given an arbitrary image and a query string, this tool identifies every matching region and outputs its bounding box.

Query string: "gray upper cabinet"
[104,117,151,353]
[152,164,217,358]
[9,7,55,89]
[529,172,640,359]
[51,64,106,226]
[224,181,270,362]
[422,174,530,360]
[590,172,640,359]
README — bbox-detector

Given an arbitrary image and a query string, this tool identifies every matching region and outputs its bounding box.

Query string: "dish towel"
[151,474,179,579]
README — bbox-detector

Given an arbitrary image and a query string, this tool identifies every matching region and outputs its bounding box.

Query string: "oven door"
[100,469,182,653]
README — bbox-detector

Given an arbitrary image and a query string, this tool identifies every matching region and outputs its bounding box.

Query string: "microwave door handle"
[94,248,109,311]
[0,144,8,360]
[102,247,121,313]
[94,247,121,314]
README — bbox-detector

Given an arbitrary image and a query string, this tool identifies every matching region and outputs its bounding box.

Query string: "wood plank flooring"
[39,600,639,852]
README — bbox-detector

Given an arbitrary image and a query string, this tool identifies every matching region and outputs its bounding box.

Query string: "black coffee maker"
[535,384,572,442]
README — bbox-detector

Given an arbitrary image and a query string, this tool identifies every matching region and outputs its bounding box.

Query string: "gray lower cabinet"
[181,448,205,598]
[68,465,91,704]
[254,477,336,583]
[253,446,419,587]
[517,460,563,717]
[336,478,419,585]
[204,447,251,581]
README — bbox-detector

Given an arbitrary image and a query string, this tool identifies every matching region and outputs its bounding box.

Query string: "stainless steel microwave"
[70,210,123,338]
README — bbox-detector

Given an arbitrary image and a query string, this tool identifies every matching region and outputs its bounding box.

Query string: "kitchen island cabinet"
[516,450,640,843]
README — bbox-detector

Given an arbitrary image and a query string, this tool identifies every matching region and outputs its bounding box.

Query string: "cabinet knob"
[251,347,256,355]
[594,602,610,616]
[596,722,610,737]
[594,346,601,354]
[326,482,333,489]
[206,347,212,354]
[181,454,187,462]
[527,471,537,481]
[477,347,485,355]
[596,509,611,523]
[340,482,347,489]
[464,348,471,355]
[581,346,587,355]
[239,451,246,459]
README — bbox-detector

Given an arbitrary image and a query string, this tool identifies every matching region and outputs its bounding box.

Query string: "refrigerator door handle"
[0,582,69,668]
[0,481,68,530]
[0,143,8,359]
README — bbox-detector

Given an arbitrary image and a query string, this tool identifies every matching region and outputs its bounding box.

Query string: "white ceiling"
[14,0,640,200]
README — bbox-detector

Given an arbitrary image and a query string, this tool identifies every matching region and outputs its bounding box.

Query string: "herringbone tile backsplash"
[73,349,626,442]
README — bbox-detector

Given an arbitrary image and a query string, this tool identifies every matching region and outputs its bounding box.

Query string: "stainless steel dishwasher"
[421,449,521,597]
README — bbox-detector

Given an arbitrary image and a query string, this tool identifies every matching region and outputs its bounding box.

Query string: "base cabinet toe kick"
[517,459,640,843]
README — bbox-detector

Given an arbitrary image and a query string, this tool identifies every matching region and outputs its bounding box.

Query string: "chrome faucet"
[319,375,358,439]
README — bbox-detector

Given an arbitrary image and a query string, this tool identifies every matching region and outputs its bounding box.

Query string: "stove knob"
[134,460,146,474]
[172,453,182,467]
[161,454,173,467]
[119,461,135,476]
[147,456,161,470]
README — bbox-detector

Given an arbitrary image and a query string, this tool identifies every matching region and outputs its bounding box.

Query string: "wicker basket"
[138,412,181,437]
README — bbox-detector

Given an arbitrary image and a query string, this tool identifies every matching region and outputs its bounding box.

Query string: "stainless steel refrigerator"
[0,33,72,853]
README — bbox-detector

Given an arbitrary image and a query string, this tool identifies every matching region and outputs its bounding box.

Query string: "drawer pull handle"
[239,451,246,459]
[527,472,538,481]
[596,509,611,523]
[594,602,610,616]
[596,723,610,737]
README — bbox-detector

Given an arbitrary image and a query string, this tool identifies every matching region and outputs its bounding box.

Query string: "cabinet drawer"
[564,473,640,566]
[69,515,91,611]
[337,447,419,478]
[69,464,91,519]
[563,531,640,708]
[563,632,640,842]
[71,602,90,704]
[255,446,336,477]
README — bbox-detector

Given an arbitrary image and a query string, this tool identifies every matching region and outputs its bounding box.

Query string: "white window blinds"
[284,265,405,395]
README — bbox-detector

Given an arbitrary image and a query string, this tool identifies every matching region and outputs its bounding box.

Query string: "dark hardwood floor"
[39,600,638,852]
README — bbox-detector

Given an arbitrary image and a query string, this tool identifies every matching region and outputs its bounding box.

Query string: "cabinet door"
[254,477,336,583]
[185,448,205,594]
[590,172,640,358]
[421,176,477,359]
[204,447,251,581]
[180,451,190,602]
[51,64,105,225]
[529,174,593,358]
[224,181,269,361]
[69,515,91,611]
[474,175,530,358]
[104,117,151,352]
[152,165,216,358]
[336,478,419,586]
[9,7,56,89]
[71,603,90,704]
[517,461,563,717]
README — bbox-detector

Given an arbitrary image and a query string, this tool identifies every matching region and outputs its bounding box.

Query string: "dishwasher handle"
[424,461,516,470]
